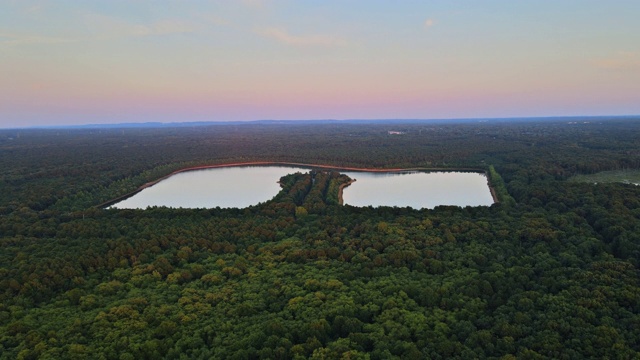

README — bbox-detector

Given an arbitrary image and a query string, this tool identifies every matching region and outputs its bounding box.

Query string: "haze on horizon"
[1,0,640,129]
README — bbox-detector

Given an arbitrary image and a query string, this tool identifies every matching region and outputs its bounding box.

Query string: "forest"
[0,118,639,359]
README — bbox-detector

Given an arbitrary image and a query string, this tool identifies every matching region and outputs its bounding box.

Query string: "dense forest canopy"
[1,118,639,359]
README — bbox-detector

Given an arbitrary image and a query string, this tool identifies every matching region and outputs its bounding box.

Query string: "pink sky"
[1,1,639,127]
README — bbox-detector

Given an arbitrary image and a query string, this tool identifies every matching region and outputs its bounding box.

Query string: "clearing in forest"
[568,169,640,185]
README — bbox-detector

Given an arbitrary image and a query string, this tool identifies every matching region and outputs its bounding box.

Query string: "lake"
[109,165,494,209]
[341,171,494,208]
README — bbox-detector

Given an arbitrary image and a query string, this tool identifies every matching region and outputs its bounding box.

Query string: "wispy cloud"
[593,51,640,71]
[241,0,266,9]
[23,5,44,14]
[198,14,230,27]
[0,32,78,45]
[83,12,197,39]
[140,20,197,36]
[257,27,347,47]
[424,18,435,29]
[1,13,199,48]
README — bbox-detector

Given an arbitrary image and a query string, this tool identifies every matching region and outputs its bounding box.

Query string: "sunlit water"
[109,166,494,209]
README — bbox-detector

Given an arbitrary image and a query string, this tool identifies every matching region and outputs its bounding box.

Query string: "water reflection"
[342,171,493,209]
[110,166,308,209]
[109,166,494,209]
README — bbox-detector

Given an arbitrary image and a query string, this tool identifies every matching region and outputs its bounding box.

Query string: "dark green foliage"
[1,119,640,359]
[488,165,516,206]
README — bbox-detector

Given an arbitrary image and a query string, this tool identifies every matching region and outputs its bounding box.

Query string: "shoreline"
[488,184,499,204]
[98,161,496,208]
[337,179,357,205]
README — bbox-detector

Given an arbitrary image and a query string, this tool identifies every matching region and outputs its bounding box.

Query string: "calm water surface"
[110,166,494,209]
[110,166,308,209]
[342,171,494,209]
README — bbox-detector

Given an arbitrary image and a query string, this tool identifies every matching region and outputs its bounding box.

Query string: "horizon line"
[2,114,639,130]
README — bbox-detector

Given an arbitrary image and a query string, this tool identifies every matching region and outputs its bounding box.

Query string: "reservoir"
[341,171,494,209]
[110,166,309,209]
[109,165,494,209]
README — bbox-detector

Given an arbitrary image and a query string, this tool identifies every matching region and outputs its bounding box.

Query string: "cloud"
[241,0,266,9]
[198,14,230,26]
[257,27,347,47]
[593,51,640,71]
[82,12,197,39]
[424,18,435,29]
[141,20,197,36]
[24,5,43,14]
[0,32,78,45]
[1,13,199,48]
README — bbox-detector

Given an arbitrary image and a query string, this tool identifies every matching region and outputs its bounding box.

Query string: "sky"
[1,0,640,128]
